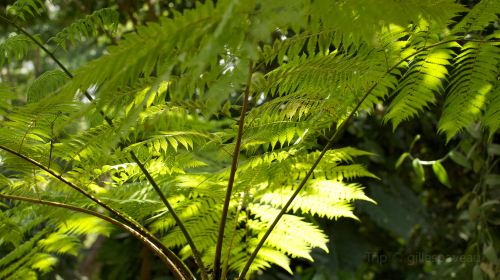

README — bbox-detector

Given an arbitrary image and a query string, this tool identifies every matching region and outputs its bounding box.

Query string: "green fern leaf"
[483,82,500,138]
[452,0,500,34]
[49,8,119,50]
[385,43,457,129]
[27,70,69,103]
[438,42,500,140]
[249,204,329,260]
[0,34,36,67]
[6,0,45,21]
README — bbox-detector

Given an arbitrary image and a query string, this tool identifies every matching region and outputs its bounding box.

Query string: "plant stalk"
[0,193,181,276]
[213,62,253,279]
[0,145,195,280]
[237,37,497,279]
[131,152,208,280]
[0,15,206,278]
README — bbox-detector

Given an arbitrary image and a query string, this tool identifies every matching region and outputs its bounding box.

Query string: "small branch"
[131,152,208,280]
[221,191,248,280]
[0,16,203,278]
[0,145,194,280]
[214,62,253,279]
[0,193,180,277]
[0,15,73,79]
[237,37,496,279]
[238,83,377,279]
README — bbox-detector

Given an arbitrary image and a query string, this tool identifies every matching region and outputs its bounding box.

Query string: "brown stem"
[0,193,182,278]
[237,37,498,279]
[221,191,248,280]
[131,152,208,280]
[0,145,194,280]
[0,15,204,278]
[0,15,73,79]
[213,62,253,279]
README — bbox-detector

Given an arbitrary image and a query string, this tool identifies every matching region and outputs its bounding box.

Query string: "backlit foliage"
[0,0,498,279]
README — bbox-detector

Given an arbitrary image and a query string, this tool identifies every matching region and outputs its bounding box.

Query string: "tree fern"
[5,0,45,21]
[1,1,499,279]
[483,81,500,138]
[27,70,69,103]
[0,33,35,67]
[49,8,119,49]
[438,40,500,140]
[452,0,500,34]
[384,41,458,129]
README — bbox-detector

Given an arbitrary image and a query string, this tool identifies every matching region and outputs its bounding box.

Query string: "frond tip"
[49,8,119,49]
[6,0,45,21]
[0,34,35,67]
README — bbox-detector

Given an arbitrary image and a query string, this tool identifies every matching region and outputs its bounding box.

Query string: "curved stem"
[237,37,498,279]
[213,62,253,279]
[237,83,377,279]
[0,144,195,280]
[0,15,204,278]
[0,15,73,79]
[0,193,178,272]
[131,152,207,280]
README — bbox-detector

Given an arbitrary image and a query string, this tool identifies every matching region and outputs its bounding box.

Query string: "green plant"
[0,0,498,279]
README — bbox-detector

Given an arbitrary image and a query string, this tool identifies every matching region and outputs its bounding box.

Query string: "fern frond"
[385,42,458,129]
[0,33,35,67]
[29,253,58,274]
[308,0,465,48]
[438,41,500,140]
[483,81,500,138]
[452,0,500,34]
[0,227,50,279]
[58,214,112,237]
[6,0,45,21]
[126,131,211,155]
[248,204,329,260]
[38,233,81,255]
[248,88,343,124]
[0,85,16,115]
[27,70,69,103]
[49,8,119,50]
[241,120,307,152]
[258,180,374,219]
[0,96,76,168]
[66,1,220,99]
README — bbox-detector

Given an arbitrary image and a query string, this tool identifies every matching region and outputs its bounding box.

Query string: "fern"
[438,41,500,140]
[1,1,499,279]
[385,42,458,129]
[484,81,500,138]
[5,0,45,21]
[0,33,35,67]
[49,8,119,49]
[452,0,500,34]
[27,70,69,103]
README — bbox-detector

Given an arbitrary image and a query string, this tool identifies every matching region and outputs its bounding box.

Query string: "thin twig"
[131,152,207,280]
[0,144,195,280]
[0,15,206,278]
[0,15,73,78]
[0,193,178,273]
[221,190,248,280]
[213,62,253,279]
[237,37,499,279]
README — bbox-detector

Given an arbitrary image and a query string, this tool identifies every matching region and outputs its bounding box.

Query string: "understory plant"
[0,0,498,279]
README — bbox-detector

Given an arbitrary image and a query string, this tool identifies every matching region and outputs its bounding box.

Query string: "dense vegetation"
[0,0,498,279]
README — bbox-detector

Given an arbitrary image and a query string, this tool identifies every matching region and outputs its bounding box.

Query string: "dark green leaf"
[395,152,409,169]
[432,161,451,188]
[449,150,471,169]
[412,159,425,183]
